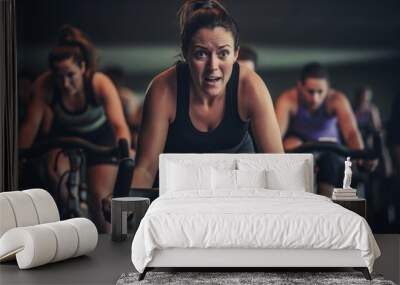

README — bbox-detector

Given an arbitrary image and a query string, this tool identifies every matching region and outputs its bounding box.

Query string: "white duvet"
[131,190,380,273]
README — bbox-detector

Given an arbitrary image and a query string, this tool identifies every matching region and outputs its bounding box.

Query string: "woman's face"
[186,27,238,97]
[298,78,329,111]
[54,57,85,96]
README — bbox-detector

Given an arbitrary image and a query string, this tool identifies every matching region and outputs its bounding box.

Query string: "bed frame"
[138,154,372,280]
[139,248,370,280]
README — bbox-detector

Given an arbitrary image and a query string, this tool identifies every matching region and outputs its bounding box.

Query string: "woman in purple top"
[286,94,342,143]
[275,62,367,196]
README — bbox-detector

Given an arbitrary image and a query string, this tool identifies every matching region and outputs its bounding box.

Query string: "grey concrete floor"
[1,234,398,285]
[0,234,134,285]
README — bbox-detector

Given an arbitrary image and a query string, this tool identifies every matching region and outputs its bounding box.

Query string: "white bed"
[131,154,380,280]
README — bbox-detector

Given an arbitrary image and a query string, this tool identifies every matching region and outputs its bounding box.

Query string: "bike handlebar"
[19,137,129,159]
[287,131,382,160]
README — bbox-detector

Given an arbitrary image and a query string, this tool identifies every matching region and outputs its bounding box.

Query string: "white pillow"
[167,162,212,191]
[266,167,306,191]
[211,168,237,190]
[236,169,267,188]
[238,159,307,192]
[211,169,268,190]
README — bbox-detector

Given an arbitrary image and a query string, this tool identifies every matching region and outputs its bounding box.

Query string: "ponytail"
[177,0,239,57]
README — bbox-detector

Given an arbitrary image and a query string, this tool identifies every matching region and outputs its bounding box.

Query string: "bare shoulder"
[90,72,121,105]
[91,72,136,98]
[92,71,109,82]
[31,71,52,102]
[238,65,268,101]
[278,87,297,103]
[91,72,115,90]
[143,66,177,121]
[148,66,176,97]
[276,87,297,114]
[328,89,350,107]
[326,89,353,116]
[34,71,51,84]
[31,71,53,104]
[238,65,277,120]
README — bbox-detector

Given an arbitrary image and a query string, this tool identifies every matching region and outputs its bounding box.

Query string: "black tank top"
[163,62,255,153]
[50,74,115,147]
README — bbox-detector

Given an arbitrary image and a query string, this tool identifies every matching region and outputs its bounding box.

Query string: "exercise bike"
[287,132,399,232]
[19,137,131,219]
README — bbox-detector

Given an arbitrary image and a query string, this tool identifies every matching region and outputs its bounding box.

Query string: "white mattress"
[131,190,380,273]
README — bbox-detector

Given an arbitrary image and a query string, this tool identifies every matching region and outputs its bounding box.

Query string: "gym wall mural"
[12,0,400,233]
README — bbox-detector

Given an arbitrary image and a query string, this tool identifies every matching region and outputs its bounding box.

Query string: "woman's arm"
[18,75,52,149]
[240,70,284,153]
[93,73,131,146]
[131,71,175,188]
[331,92,364,150]
[275,89,295,139]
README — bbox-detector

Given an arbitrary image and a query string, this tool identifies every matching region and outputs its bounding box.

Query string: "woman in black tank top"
[131,0,283,188]
[19,30,131,233]
[164,61,254,154]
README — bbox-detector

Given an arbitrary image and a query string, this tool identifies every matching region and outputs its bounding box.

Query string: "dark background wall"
[17,0,400,119]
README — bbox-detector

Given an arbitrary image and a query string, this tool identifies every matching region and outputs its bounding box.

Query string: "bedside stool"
[332,198,366,218]
[111,197,150,242]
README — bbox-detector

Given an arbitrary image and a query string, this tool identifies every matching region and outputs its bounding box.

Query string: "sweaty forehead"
[191,27,234,49]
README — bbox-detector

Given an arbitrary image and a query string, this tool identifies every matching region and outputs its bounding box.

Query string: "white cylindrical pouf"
[1,192,39,227]
[65,218,98,257]
[0,196,17,237]
[23,189,60,223]
[42,221,79,262]
[0,226,57,269]
[0,219,98,269]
